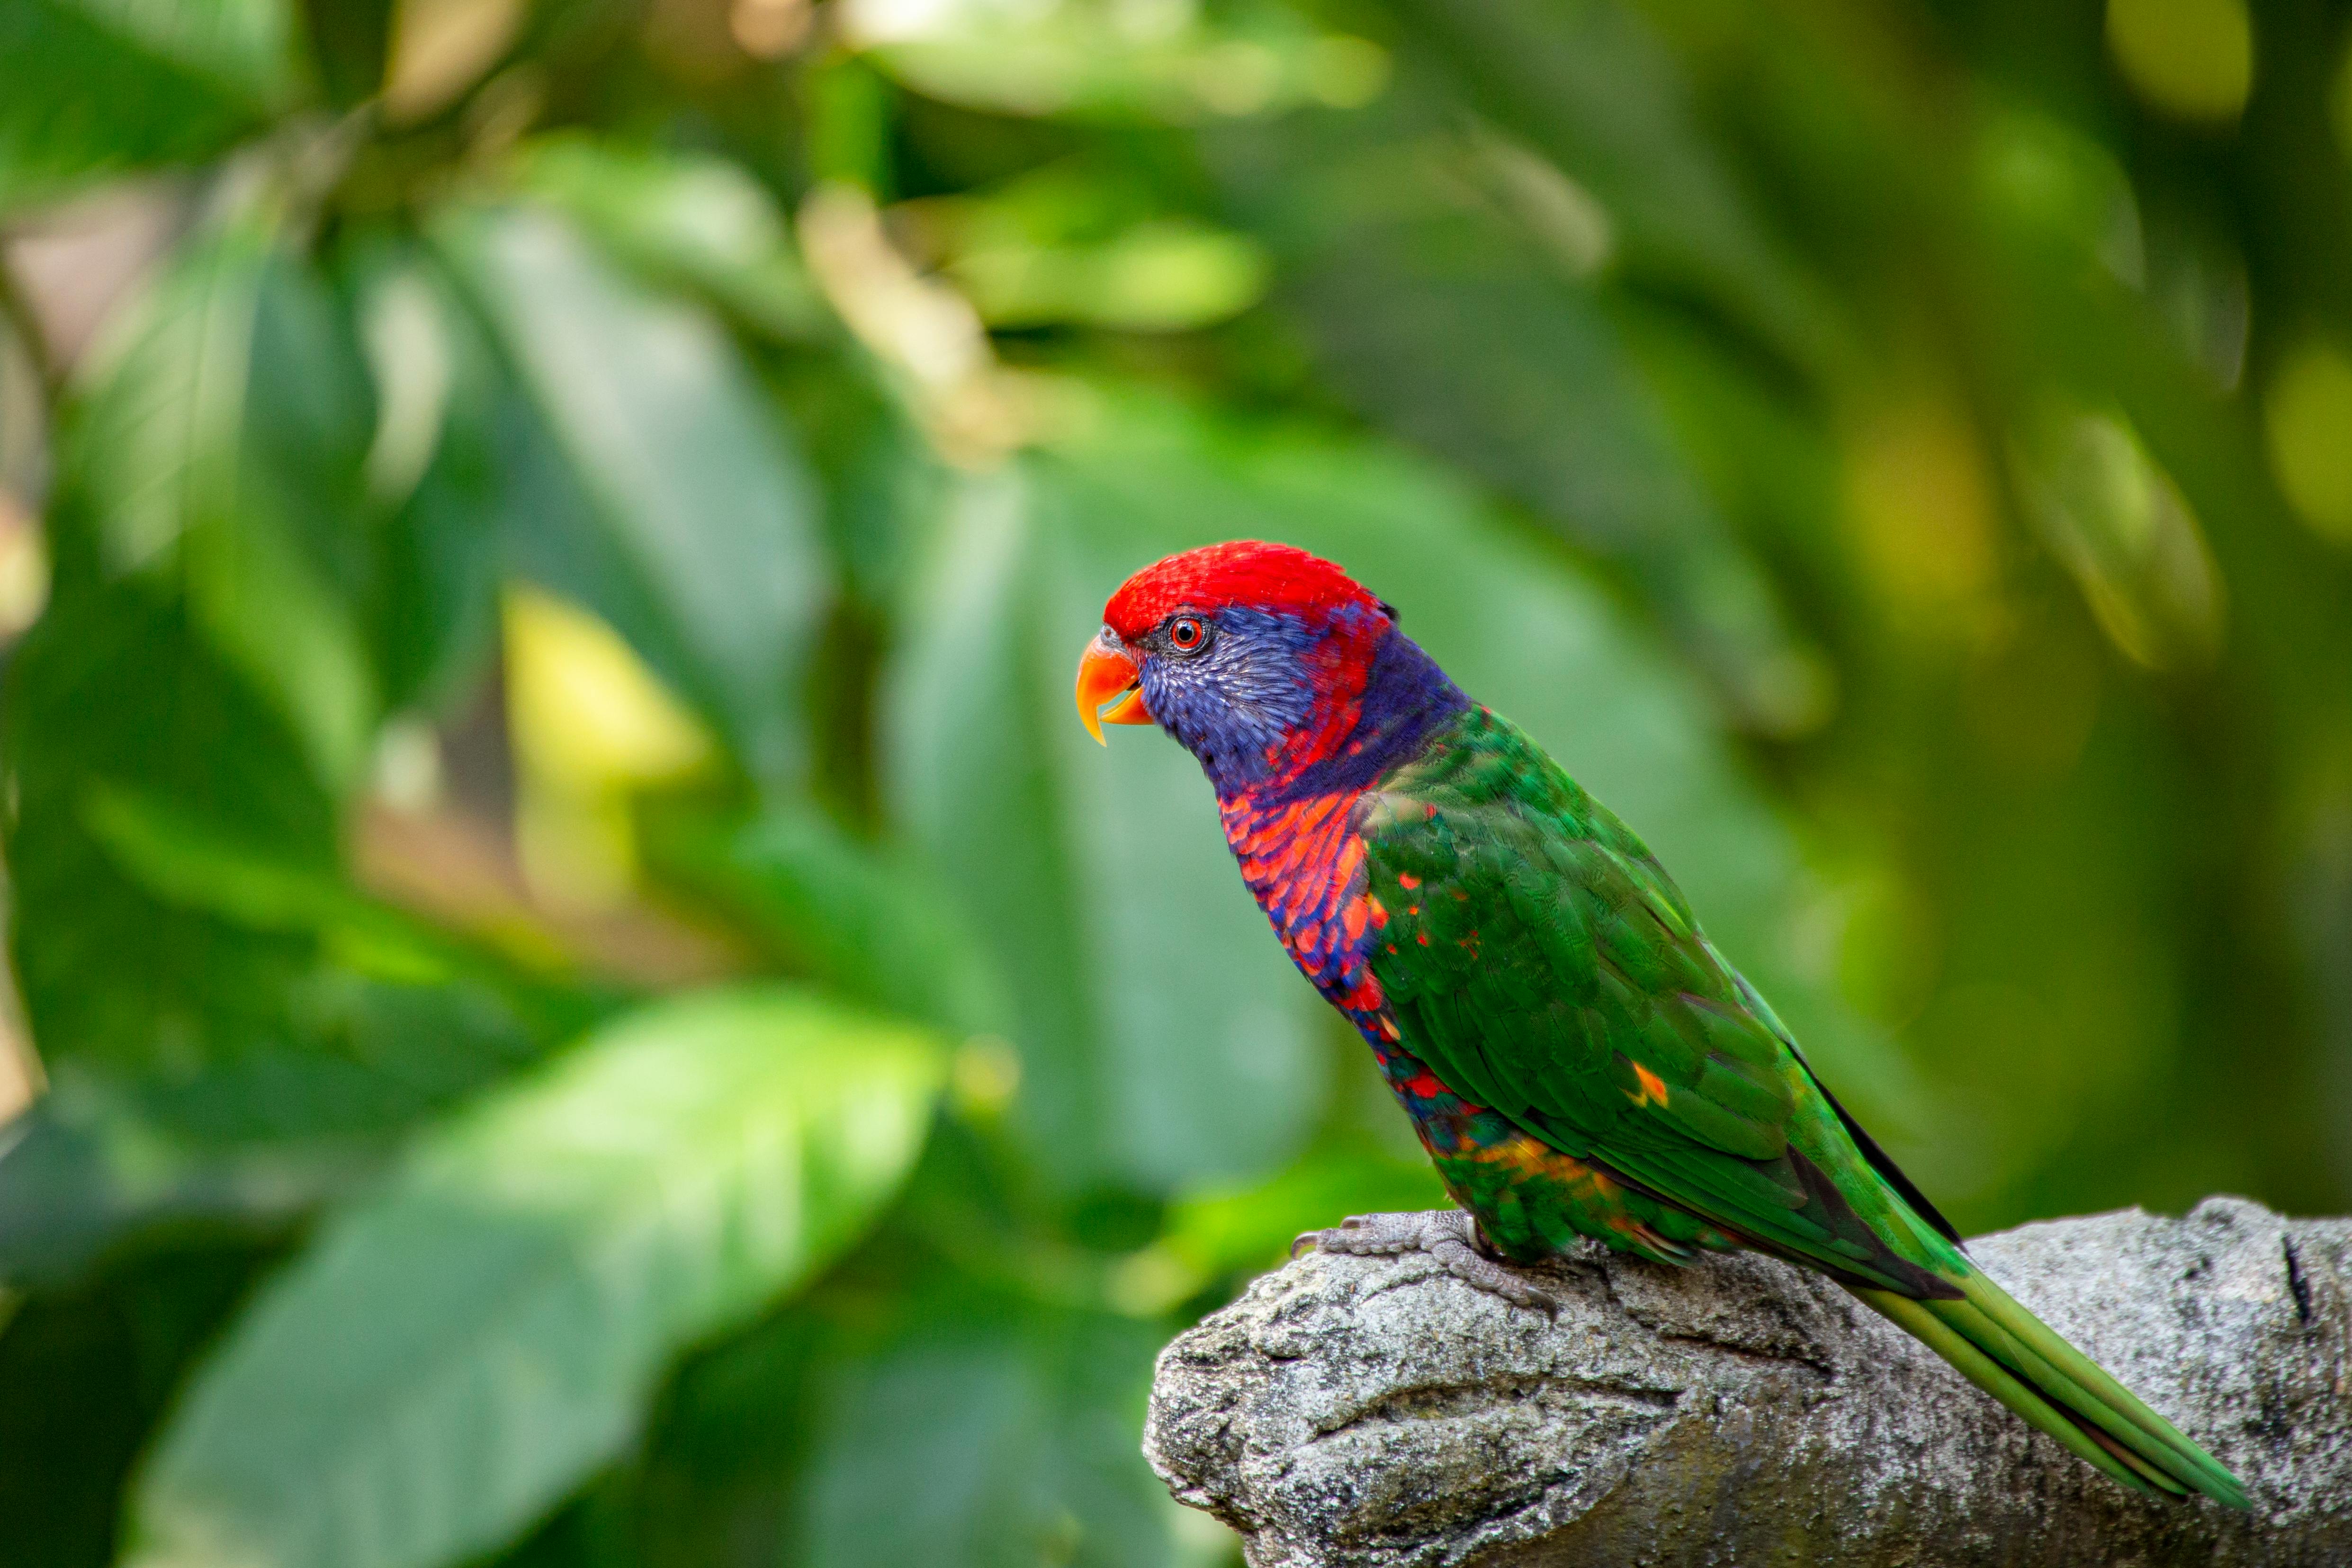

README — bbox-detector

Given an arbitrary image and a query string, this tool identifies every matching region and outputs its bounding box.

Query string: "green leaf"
[1376,0,1843,378]
[799,1281,1170,1568]
[0,0,297,210]
[0,1244,275,1568]
[644,801,1010,1039]
[508,135,828,341]
[2008,398,2224,670]
[61,0,293,102]
[433,205,830,789]
[66,212,379,788]
[66,216,266,572]
[126,986,945,1568]
[845,0,1382,124]
[2,568,335,1072]
[782,352,948,615]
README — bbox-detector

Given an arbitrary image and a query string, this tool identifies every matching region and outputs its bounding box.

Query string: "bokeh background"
[1,0,2348,1564]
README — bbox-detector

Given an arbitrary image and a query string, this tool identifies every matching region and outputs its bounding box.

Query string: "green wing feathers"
[1362,706,2247,1508]
[1362,708,1962,1296]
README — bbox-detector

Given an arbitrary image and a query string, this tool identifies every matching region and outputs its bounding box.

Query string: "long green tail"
[1853,1264,2248,1508]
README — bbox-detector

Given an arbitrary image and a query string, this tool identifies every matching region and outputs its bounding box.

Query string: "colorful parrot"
[1075,540,2245,1507]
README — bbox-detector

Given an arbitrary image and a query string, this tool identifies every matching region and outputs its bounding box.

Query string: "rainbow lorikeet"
[1075,540,2244,1507]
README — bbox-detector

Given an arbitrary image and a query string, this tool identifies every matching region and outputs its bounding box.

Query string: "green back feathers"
[1362,707,1959,1296]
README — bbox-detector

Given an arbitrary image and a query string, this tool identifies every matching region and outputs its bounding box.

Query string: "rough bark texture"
[1145,1197,2351,1567]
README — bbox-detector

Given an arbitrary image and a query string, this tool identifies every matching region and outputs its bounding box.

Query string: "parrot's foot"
[1291,1209,1558,1311]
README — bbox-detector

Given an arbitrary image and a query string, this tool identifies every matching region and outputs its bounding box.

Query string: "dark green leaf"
[3,569,333,1073]
[799,1281,1170,1568]
[0,1244,276,1568]
[624,1299,827,1568]
[1375,0,1843,375]
[2,769,601,1287]
[65,211,379,786]
[0,0,296,210]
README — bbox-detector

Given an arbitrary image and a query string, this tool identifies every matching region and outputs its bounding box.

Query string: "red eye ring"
[1167,615,1207,653]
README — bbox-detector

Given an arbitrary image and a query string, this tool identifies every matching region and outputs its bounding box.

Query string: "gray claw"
[1291,1209,1557,1312]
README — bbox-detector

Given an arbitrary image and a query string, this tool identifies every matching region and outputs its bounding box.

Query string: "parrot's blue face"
[1121,604,1325,794]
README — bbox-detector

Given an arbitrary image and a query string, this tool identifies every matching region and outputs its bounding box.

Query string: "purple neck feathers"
[1248,627,1468,806]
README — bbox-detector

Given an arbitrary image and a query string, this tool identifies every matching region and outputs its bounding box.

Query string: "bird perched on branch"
[1075,539,2246,1508]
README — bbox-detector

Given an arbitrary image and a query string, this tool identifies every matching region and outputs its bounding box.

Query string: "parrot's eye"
[1166,615,1210,655]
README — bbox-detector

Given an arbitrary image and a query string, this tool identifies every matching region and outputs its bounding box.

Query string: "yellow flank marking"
[1630,1062,1670,1107]
[1462,1137,1629,1212]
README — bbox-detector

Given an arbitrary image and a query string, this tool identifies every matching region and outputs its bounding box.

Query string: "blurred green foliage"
[1,0,2349,1565]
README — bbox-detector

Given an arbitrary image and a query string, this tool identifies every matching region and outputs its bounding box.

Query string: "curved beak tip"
[1076,631,1149,745]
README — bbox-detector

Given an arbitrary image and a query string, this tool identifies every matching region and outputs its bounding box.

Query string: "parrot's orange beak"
[1076,630,1151,744]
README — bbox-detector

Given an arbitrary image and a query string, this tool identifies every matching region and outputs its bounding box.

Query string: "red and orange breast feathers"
[1220,789,1390,1023]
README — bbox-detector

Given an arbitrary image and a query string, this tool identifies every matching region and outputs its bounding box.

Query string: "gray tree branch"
[1145,1197,2350,1567]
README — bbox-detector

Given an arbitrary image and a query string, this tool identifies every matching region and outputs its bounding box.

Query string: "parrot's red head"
[1098,540,1386,641]
[1076,540,1465,797]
